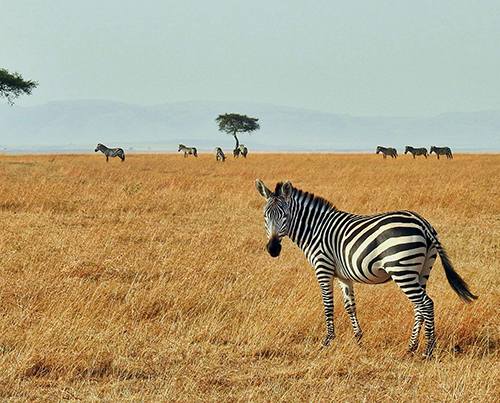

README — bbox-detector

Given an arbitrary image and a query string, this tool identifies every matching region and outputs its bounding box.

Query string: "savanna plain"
[0,153,498,401]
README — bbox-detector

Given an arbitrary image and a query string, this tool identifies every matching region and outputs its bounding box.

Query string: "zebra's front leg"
[317,277,335,346]
[338,279,363,342]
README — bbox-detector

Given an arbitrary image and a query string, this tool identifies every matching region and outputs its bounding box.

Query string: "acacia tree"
[0,68,38,105]
[215,113,260,150]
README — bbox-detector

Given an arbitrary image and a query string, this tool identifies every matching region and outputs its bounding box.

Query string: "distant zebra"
[430,146,453,159]
[376,146,398,159]
[239,144,248,158]
[405,146,428,159]
[233,144,248,158]
[215,147,226,162]
[94,143,125,162]
[256,180,477,357]
[178,144,198,158]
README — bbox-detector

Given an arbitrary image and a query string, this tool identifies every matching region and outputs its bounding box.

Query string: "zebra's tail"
[435,243,478,303]
[416,213,478,302]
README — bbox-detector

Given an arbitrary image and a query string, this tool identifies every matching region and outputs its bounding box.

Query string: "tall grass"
[0,153,498,401]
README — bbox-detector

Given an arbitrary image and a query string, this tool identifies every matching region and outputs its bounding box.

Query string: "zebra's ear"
[255,179,272,199]
[281,181,292,200]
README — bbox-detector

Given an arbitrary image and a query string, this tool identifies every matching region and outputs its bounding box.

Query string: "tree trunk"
[233,133,239,149]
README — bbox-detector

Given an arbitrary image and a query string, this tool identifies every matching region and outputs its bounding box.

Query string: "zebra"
[215,147,226,162]
[376,146,398,159]
[178,144,198,158]
[233,144,248,158]
[94,143,125,162]
[405,146,428,159]
[239,144,248,158]
[255,180,477,357]
[430,146,453,159]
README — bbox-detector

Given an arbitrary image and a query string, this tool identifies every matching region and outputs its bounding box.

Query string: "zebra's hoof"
[422,340,436,359]
[322,335,335,347]
[422,352,434,360]
[354,332,363,343]
[407,345,418,354]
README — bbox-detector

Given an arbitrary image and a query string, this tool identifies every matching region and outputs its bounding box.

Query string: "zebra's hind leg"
[337,279,363,342]
[418,250,437,358]
[419,293,435,358]
[390,269,436,357]
[408,309,424,353]
[406,253,435,353]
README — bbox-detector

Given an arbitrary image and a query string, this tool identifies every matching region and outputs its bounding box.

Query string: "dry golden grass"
[0,153,498,401]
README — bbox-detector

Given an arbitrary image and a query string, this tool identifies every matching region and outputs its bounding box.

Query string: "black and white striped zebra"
[405,146,428,159]
[376,146,398,159]
[94,143,125,162]
[255,180,477,357]
[430,146,453,159]
[233,144,248,158]
[215,147,226,162]
[178,144,198,158]
[239,144,248,158]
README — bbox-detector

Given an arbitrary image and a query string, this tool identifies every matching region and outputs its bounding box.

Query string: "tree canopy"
[216,113,260,135]
[0,68,38,105]
[216,113,260,150]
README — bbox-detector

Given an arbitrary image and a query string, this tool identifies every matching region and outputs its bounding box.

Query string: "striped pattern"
[178,144,198,158]
[256,180,477,357]
[239,144,248,158]
[376,146,398,159]
[430,146,453,159]
[405,146,428,158]
[215,147,226,162]
[94,143,125,162]
[233,144,248,158]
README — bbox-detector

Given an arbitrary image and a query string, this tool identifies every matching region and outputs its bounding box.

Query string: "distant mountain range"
[0,100,499,152]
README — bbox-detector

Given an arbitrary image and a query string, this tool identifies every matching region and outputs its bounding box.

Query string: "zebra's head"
[405,146,410,154]
[255,179,293,258]
[95,143,103,152]
[430,146,436,153]
[376,146,382,154]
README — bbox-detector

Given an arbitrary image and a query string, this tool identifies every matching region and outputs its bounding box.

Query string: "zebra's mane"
[275,182,336,211]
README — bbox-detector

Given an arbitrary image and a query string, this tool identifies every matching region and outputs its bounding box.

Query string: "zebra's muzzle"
[266,237,282,258]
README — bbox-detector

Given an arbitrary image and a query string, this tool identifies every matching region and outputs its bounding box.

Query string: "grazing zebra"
[178,144,198,158]
[239,144,248,158]
[376,146,398,159]
[94,143,125,162]
[215,147,226,162]
[405,146,428,159]
[430,146,453,159]
[255,180,477,357]
[233,144,248,158]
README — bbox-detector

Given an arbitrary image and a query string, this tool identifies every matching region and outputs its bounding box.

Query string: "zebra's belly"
[336,263,391,284]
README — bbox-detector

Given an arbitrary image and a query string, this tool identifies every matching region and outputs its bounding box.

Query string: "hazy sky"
[1,1,499,116]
